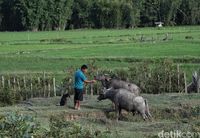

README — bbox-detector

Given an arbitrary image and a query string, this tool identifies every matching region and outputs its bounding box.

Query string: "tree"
[89,1,103,28]
[38,0,51,31]
[140,0,158,26]
[50,0,74,30]
[90,0,122,29]
[0,0,2,28]
[121,3,134,28]
[0,0,200,31]
[71,0,91,29]
[166,0,182,25]
[0,0,24,31]
[131,0,144,27]
[188,0,200,25]
[14,0,43,31]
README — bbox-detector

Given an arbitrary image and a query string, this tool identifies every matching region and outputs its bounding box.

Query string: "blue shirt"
[74,69,87,89]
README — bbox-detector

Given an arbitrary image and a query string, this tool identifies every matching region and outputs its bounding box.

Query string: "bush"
[0,112,112,138]
[47,115,112,138]
[58,59,186,94]
[0,112,41,138]
[0,87,21,106]
[115,59,185,94]
[0,74,55,105]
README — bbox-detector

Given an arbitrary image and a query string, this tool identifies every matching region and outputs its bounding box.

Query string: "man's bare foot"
[77,107,80,110]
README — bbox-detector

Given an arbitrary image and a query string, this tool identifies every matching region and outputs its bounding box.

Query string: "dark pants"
[74,88,83,102]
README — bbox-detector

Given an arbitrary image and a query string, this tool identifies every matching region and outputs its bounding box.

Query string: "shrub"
[117,59,185,94]
[0,74,55,105]
[0,112,112,138]
[0,112,41,138]
[47,115,112,138]
[0,87,21,106]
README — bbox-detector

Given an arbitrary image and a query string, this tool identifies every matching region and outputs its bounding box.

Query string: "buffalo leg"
[142,114,148,121]
[118,107,122,120]
[139,111,147,121]
[115,106,120,121]
[112,102,115,110]
[132,111,136,116]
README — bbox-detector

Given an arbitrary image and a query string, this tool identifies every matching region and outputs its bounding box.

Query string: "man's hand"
[91,80,96,83]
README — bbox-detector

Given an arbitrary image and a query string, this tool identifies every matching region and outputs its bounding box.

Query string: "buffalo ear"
[104,74,111,80]
[104,74,110,77]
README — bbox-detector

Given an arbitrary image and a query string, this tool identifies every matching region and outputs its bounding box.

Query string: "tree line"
[0,0,199,31]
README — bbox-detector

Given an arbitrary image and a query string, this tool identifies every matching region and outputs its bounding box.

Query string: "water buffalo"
[95,74,140,96]
[97,88,152,121]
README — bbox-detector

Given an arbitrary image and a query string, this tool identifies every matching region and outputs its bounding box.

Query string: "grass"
[0,26,200,81]
[1,26,200,137]
[0,93,199,137]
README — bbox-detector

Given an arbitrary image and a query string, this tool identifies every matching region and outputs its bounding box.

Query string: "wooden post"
[2,76,5,88]
[13,77,16,98]
[177,64,180,92]
[13,77,16,90]
[8,79,11,88]
[157,75,160,93]
[90,83,94,96]
[23,76,27,100]
[30,78,33,98]
[148,73,151,93]
[85,85,88,95]
[197,75,200,93]
[169,74,172,93]
[48,82,51,97]
[23,76,26,89]
[43,71,46,97]
[184,72,187,93]
[17,78,22,101]
[17,78,21,91]
[53,78,56,97]
[38,77,41,97]
[96,83,99,95]
[68,78,72,95]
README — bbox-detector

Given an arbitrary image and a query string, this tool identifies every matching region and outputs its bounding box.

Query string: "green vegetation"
[0,1,200,137]
[0,112,112,137]
[0,26,199,81]
[0,25,199,137]
[0,112,41,137]
[0,94,199,137]
[1,0,200,31]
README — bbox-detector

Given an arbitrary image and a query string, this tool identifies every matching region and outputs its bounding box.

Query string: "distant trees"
[50,0,73,30]
[90,0,122,28]
[15,0,43,31]
[0,0,199,31]
[70,0,91,29]
[0,0,73,31]
[0,0,2,26]
[183,0,200,25]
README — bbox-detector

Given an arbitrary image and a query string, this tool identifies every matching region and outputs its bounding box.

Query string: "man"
[74,64,96,110]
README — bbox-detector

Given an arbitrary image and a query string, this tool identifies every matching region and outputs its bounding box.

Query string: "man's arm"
[80,72,96,84]
[84,80,96,83]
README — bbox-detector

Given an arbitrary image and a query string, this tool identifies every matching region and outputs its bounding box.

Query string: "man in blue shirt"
[74,65,96,110]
